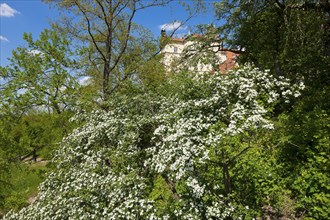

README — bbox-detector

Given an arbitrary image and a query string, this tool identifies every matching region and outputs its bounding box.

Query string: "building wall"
[219,51,238,73]
[161,38,238,73]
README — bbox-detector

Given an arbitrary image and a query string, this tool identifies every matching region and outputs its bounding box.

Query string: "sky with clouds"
[0,0,216,66]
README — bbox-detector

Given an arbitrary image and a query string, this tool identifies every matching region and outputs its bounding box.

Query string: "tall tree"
[43,0,178,101]
[213,0,330,87]
[0,29,79,115]
[0,29,80,168]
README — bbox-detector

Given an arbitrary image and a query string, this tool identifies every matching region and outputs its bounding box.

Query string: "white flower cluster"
[206,201,235,219]
[145,66,302,218]
[6,167,155,219]
[147,67,302,180]
[186,177,205,198]
[5,66,303,219]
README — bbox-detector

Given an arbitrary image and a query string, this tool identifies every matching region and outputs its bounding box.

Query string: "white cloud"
[28,49,43,56]
[79,76,92,86]
[159,21,187,32]
[0,35,9,42]
[0,3,20,17]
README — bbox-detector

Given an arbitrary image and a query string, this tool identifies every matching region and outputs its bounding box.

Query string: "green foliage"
[3,66,303,219]
[0,112,73,215]
[0,163,48,216]
[0,28,80,115]
[44,0,171,100]
[0,111,74,159]
[148,175,178,216]
[275,91,330,219]
[213,0,330,88]
[0,100,76,216]
[0,28,80,209]
[1,1,329,219]
[212,1,330,218]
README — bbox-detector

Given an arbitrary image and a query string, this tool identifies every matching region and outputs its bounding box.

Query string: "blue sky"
[0,0,216,66]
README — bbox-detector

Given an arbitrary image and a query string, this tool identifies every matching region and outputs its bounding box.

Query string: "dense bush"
[5,66,305,219]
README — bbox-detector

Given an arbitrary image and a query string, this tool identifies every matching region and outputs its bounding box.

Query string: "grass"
[0,161,48,215]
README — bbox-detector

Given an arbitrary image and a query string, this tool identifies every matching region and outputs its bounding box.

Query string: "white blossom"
[5,66,303,219]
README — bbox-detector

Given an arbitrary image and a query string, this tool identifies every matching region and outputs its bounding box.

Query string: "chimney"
[161,29,166,37]
[160,29,168,50]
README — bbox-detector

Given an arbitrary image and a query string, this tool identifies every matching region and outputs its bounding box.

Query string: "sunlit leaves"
[5,66,302,219]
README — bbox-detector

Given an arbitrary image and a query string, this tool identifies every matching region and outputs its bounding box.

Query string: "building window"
[173,46,178,53]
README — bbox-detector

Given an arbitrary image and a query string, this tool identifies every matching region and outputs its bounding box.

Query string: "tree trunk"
[222,150,232,200]
[162,174,180,201]
[32,149,37,162]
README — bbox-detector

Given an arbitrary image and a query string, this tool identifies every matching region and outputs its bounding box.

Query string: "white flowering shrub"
[5,66,303,219]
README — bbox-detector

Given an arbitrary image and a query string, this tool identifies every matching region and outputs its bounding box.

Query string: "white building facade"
[160,33,238,73]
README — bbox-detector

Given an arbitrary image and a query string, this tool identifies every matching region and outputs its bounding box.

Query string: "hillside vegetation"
[1,1,329,219]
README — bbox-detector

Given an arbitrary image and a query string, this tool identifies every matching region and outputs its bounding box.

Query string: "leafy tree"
[210,1,330,218]
[0,116,14,213]
[5,66,302,219]
[43,0,178,101]
[0,29,82,185]
[213,0,330,87]
[0,29,80,115]
[0,28,80,174]
[0,109,77,215]
[274,94,330,219]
